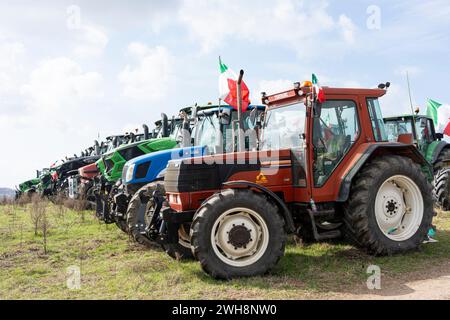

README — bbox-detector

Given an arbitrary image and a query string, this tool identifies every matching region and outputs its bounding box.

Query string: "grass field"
[0,201,449,300]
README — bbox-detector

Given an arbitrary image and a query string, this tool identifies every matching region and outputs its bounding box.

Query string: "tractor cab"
[384,115,440,156]
[259,82,391,200]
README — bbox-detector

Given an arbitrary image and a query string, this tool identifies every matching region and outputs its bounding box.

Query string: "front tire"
[127,183,193,259]
[190,189,286,279]
[127,183,163,247]
[343,155,433,255]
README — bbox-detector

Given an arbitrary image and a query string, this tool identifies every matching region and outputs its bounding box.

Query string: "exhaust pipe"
[161,113,169,137]
[94,140,100,155]
[113,136,118,148]
[143,124,149,140]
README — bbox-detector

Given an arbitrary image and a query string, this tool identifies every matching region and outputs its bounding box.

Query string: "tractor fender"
[431,141,450,164]
[222,180,296,233]
[337,143,429,202]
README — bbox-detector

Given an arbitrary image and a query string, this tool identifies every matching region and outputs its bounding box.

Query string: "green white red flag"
[312,73,326,103]
[426,99,442,127]
[427,98,450,137]
[219,57,250,112]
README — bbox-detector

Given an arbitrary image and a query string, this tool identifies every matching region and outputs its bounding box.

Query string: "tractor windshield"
[260,103,306,151]
[193,113,222,153]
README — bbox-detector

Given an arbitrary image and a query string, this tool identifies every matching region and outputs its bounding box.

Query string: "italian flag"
[426,98,442,127]
[219,57,250,112]
[427,98,450,136]
[312,73,326,103]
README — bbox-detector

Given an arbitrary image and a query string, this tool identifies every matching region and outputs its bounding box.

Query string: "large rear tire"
[343,155,433,255]
[433,148,450,210]
[190,189,286,279]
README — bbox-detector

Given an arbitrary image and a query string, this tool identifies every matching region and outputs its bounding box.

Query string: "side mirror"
[436,133,444,140]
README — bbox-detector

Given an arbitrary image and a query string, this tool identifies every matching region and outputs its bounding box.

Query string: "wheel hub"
[384,198,400,217]
[228,224,252,249]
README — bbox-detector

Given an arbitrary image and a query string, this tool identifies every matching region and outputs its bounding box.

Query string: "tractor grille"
[119,146,145,161]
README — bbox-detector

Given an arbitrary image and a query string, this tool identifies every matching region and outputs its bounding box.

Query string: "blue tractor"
[120,104,265,258]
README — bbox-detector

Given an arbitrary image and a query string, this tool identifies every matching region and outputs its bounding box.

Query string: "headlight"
[125,164,135,182]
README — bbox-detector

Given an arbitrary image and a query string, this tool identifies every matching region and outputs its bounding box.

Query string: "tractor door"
[308,96,363,201]
[415,117,435,156]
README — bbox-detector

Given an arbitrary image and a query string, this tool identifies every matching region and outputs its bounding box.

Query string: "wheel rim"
[210,208,269,267]
[178,224,191,248]
[374,175,424,241]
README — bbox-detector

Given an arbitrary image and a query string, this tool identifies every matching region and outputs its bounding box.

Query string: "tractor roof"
[179,104,265,114]
[384,114,432,121]
[264,84,386,108]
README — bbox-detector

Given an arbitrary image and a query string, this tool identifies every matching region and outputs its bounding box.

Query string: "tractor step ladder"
[307,209,342,241]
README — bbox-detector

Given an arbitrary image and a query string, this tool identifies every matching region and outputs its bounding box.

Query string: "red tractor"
[159,82,434,279]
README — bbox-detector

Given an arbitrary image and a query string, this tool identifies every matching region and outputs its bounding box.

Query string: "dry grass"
[0,202,449,300]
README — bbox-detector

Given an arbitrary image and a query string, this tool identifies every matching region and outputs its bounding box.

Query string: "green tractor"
[93,113,181,224]
[384,114,450,209]
[16,178,40,199]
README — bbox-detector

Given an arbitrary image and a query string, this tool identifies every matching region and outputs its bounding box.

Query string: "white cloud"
[178,0,357,55]
[118,43,174,101]
[251,79,293,103]
[379,83,416,116]
[21,57,103,112]
[338,14,356,44]
[0,41,25,95]
[72,25,109,58]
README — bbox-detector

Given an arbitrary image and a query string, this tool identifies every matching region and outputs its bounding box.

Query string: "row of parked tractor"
[16,80,450,279]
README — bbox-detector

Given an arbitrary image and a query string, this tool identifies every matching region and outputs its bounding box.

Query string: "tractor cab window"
[385,118,414,142]
[260,103,306,151]
[313,100,359,187]
[367,98,388,142]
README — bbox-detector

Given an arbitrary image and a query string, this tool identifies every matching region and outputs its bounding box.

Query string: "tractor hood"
[18,178,40,193]
[122,145,206,186]
[98,137,178,183]
[164,149,293,194]
[78,162,99,179]
[55,155,100,179]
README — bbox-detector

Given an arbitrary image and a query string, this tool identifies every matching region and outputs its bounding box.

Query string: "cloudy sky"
[1,0,449,188]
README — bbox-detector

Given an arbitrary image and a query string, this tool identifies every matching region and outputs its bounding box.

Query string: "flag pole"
[406,71,416,116]
[406,71,418,133]
[237,70,245,152]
